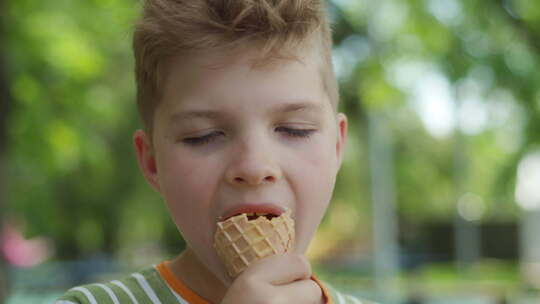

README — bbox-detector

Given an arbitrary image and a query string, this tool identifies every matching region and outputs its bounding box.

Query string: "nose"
[225,136,282,186]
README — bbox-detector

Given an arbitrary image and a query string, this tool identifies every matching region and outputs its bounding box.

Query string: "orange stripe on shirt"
[156,261,210,304]
[311,275,333,304]
[156,261,333,304]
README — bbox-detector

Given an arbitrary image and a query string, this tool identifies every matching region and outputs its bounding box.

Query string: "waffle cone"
[213,209,295,279]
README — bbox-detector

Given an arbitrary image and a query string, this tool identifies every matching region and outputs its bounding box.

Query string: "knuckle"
[311,280,323,300]
[232,273,251,290]
[234,280,273,304]
[252,295,278,304]
[239,275,258,290]
[268,293,288,304]
[302,279,322,303]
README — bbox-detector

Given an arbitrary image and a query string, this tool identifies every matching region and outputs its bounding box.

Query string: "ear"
[133,129,161,192]
[335,113,348,169]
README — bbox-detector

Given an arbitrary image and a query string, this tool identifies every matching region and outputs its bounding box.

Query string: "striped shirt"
[56,261,378,304]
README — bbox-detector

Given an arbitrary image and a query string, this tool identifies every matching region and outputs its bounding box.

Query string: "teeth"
[244,212,269,217]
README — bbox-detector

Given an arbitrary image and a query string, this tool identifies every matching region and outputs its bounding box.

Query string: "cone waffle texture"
[214,209,295,279]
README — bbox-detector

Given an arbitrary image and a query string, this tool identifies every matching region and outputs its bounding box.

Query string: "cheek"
[290,137,338,253]
[296,135,338,187]
[157,147,220,200]
[155,149,221,243]
[155,149,231,281]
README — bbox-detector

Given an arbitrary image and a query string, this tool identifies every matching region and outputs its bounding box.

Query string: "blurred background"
[1,0,539,303]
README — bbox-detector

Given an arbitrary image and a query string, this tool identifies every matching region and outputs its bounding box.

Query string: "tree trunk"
[368,113,400,304]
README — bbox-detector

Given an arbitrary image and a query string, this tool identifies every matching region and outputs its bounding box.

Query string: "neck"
[169,248,228,303]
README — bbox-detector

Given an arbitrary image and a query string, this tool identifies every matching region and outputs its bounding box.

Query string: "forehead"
[158,43,329,115]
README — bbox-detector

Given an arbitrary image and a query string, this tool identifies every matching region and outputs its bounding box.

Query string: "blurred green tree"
[1,0,12,298]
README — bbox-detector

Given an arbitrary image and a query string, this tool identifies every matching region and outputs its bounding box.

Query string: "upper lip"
[219,203,287,221]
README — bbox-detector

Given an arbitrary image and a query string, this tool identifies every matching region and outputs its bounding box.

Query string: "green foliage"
[331,0,539,224]
[4,0,180,258]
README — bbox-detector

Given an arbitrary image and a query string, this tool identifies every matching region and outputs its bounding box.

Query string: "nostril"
[232,175,275,184]
[264,176,275,182]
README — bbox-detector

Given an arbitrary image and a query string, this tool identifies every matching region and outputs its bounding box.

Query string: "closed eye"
[275,127,315,138]
[182,127,314,146]
[182,131,224,146]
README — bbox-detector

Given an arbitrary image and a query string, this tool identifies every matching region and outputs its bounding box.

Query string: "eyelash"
[275,127,315,138]
[181,128,315,146]
[182,131,223,146]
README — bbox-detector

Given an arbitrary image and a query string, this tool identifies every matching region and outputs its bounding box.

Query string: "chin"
[216,270,233,286]
[206,251,234,286]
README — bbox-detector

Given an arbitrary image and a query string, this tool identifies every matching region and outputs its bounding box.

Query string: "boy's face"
[134,43,347,284]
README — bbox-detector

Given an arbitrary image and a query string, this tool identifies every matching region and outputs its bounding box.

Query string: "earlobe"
[336,113,348,168]
[133,129,160,192]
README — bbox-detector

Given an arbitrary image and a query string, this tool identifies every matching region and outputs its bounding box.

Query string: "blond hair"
[133,0,339,134]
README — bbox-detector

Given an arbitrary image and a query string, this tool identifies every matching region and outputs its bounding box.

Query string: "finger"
[275,279,323,304]
[242,253,312,285]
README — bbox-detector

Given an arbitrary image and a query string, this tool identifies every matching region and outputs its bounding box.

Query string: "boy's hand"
[221,253,324,304]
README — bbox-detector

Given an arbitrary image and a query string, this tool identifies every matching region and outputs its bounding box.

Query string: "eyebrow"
[169,100,323,124]
[271,101,324,114]
[169,110,221,123]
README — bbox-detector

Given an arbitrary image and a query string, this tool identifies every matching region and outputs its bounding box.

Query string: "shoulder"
[324,281,380,304]
[55,266,178,304]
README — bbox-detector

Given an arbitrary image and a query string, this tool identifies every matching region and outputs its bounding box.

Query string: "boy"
[58,0,377,303]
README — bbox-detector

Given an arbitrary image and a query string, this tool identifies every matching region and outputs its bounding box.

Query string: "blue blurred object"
[6,254,121,303]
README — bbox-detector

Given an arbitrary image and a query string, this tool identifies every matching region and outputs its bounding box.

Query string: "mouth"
[219,204,286,222]
[232,212,278,221]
